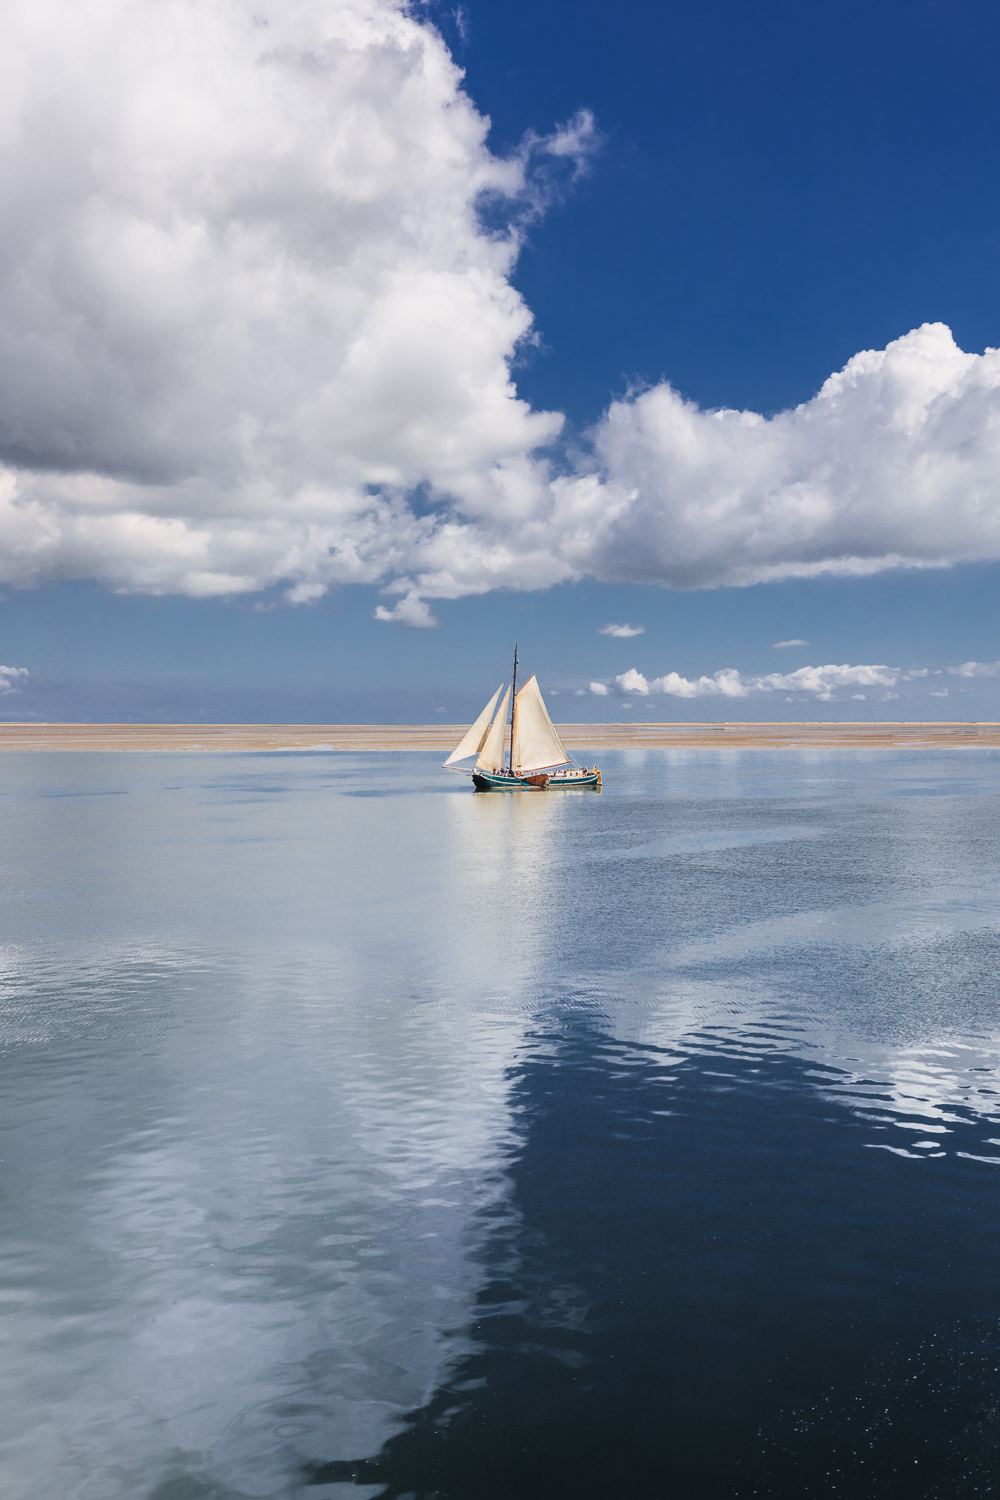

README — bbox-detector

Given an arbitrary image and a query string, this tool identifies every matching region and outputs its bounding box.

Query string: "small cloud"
[851,694,866,700]
[537,108,602,180]
[883,692,900,700]
[434,706,446,712]
[599,622,645,638]
[374,591,439,628]
[949,660,1000,678]
[589,681,609,696]
[0,666,28,696]
[285,582,327,605]
[772,639,810,649]
[574,689,586,696]
[930,689,949,697]
[614,668,650,695]
[550,689,560,695]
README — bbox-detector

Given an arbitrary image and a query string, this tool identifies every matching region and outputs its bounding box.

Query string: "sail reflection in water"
[3,748,1000,1496]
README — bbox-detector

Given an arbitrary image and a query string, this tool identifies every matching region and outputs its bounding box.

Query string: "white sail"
[512,675,570,773]
[475,687,510,771]
[443,683,504,766]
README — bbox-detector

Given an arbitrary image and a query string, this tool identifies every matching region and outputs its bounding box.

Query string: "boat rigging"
[443,645,601,790]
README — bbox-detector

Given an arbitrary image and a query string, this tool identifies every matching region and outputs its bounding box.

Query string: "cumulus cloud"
[612,663,899,702]
[0,666,28,695]
[373,590,439,628]
[598,622,645,637]
[589,681,609,695]
[585,323,1000,591]
[772,639,809,648]
[595,658,1000,703]
[949,661,1000,678]
[0,0,593,607]
[4,3,1000,618]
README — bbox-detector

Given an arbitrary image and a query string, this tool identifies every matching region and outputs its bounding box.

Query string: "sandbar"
[0,721,999,751]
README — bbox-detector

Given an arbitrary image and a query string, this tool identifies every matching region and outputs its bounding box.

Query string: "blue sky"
[453,0,1000,417]
[1,0,999,722]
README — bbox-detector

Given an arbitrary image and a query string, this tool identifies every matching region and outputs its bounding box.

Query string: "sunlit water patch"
[1,749,1000,1497]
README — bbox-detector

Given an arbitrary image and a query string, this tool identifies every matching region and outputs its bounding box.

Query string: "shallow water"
[3,748,1000,1498]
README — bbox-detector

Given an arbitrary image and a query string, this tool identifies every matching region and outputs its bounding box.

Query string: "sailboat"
[443,646,602,791]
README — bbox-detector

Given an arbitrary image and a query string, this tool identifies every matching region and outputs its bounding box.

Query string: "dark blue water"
[3,748,1000,1498]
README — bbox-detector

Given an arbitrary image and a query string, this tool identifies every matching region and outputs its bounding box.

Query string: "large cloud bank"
[3,0,1000,618]
[0,0,589,608]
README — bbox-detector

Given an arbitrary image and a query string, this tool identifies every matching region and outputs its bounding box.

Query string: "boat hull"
[548,769,601,789]
[471,768,601,791]
[472,771,543,791]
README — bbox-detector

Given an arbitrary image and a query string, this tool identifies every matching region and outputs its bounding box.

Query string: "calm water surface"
[3,748,1000,1498]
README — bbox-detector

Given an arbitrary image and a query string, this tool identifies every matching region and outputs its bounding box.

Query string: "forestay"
[475,688,510,772]
[443,683,504,766]
[512,675,570,773]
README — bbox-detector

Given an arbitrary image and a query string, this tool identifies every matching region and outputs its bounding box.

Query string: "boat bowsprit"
[443,646,602,791]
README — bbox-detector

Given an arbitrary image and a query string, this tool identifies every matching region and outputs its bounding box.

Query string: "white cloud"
[589,681,609,695]
[772,639,810,648]
[0,666,28,695]
[931,689,949,697]
[4,4,1000,617]
[373,590,439,628]
[612,663,899,700]
[949,661,1000,678]
[584,323,1000,591]
[0,0,594,613]
[851,694,866,700]
[598,622,645,637]
[614,667,653,695]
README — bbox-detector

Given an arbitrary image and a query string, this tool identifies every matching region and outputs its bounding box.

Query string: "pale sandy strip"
[0,722,999,752]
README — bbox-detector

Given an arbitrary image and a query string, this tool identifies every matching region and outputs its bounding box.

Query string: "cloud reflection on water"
[2,749,1000,1497]
[0,946,532,1498]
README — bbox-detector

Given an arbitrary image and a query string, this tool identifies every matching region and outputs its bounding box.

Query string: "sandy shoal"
[0,722,999,752]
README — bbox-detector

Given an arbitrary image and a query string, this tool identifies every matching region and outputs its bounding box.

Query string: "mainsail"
[512,675,570,773]
[443,683,504,766]
[475,687,511,771]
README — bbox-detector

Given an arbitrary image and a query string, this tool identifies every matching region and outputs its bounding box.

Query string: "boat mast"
[508,642,518,774]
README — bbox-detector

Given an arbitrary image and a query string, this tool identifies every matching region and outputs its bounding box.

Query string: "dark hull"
[549,769,601,789]
[471,771,542,791]
[472,768,601,791]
